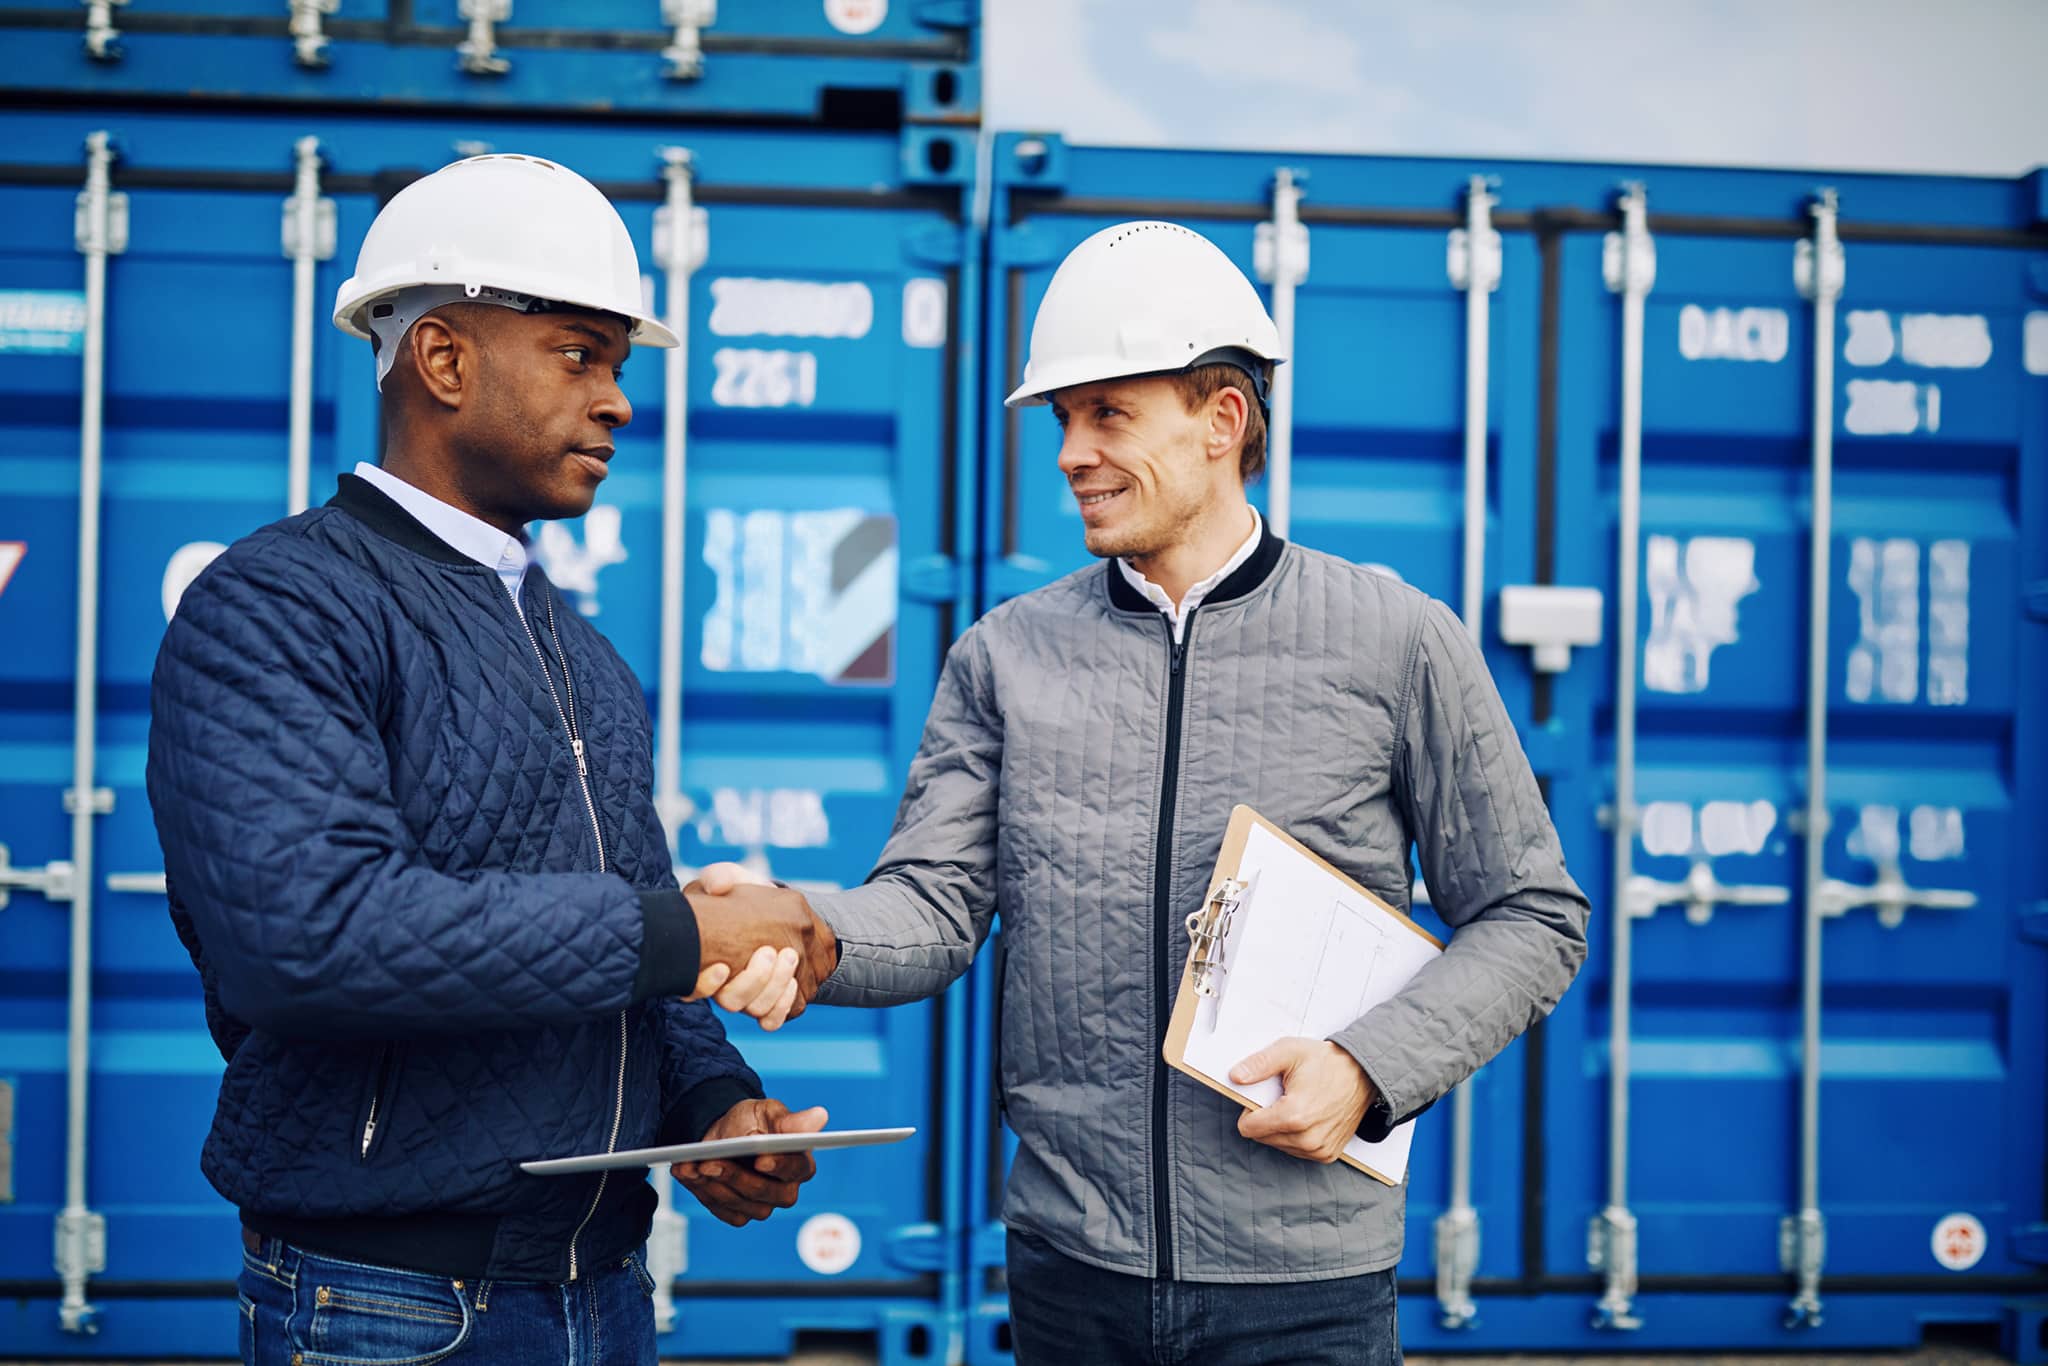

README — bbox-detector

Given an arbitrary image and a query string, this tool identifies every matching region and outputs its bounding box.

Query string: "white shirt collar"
[353,461,530,599]
[1117,507,1263,644]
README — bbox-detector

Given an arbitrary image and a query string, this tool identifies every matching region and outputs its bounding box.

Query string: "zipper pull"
[360,1114,377,1158]
[1171,640,1186,674]
[571,736,588,778]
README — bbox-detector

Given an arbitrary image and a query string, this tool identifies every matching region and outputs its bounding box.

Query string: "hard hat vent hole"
[924,137,956,175]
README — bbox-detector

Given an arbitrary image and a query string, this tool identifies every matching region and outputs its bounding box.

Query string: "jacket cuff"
[656,1076,765,1146]
[632,889,702,1002]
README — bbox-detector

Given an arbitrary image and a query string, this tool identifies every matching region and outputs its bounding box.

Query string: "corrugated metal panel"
[965,132,2047,1364]
[0,109,971,1361]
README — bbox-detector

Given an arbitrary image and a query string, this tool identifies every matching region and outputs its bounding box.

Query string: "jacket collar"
[1105,513,1286,615]
[327,472,475,567]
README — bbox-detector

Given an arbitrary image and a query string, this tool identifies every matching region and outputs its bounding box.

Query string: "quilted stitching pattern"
[147,501,757,1275]
[814,543,1588,1282]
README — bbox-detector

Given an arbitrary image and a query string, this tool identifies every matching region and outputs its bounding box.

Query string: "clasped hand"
[682,864,838,1030]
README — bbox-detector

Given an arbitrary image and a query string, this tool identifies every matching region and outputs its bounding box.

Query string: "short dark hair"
[1168,362,1270,480]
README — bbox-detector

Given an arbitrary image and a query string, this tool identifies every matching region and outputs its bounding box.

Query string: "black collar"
[1104,513,1286,615]
[327,472,476,567]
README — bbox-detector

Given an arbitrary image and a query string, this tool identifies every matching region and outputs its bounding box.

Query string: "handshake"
[682,864,838,1030]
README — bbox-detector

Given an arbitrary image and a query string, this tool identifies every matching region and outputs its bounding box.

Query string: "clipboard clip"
[1185,877,1247,998]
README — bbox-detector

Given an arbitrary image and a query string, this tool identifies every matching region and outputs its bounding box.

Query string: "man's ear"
[407,314,470,411]
[1205,385,1249,465]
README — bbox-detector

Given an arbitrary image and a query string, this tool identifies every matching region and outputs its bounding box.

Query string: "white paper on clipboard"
[1177,822,1440,1181]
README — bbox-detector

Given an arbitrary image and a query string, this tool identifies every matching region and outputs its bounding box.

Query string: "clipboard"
[1162,805,1443,1186]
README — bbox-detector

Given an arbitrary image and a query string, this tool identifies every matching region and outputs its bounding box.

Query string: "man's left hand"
[1230,1038,1375,1164]
[672,1099,828,1226]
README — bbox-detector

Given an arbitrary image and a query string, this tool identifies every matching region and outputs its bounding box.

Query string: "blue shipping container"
[0,103,979,1362]
[965,132,2047,1364]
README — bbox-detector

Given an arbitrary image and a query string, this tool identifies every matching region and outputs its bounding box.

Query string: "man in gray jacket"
[711,220,1588,1363]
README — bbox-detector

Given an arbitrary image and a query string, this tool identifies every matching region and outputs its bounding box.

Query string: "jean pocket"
[297,1257,471,1365]
[237,1292,256,1362]
[625,1249,657,1298]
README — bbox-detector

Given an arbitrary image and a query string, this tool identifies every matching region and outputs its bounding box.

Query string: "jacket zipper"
[1150,612,1196,1280]
[359,1044,397,1159]
[511,580,626,1282]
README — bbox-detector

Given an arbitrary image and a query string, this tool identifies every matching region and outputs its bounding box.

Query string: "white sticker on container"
[797,1212,862,1275]
[0,290,87,355]
[824,0,887,36]
[710,278,873,340]
[1931,1212,1986,1271]
[1640,801,1695,857]
[163,542,229,622]
[533,505,628,617]
[1642,534,1759,695]
[0,541,22,600]
[1699,799,1776,857]
[902,277,948,348]
[1844,311,1897,367]
[1899,313,1992,369]
[2025,313,2048,376]
[1844,379,1940,436]
[1677,304,1788,363]
[711,348,820,408]
[695,788,832,849]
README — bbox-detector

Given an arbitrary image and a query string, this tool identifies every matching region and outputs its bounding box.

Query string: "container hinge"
[1587,1205,1641,1330]
[1433,1205,1479,1329]
[456,0,512,76]
[1602,183,1655,296]
[74,148,128,258]
[55,1206,107,1333]
[0,844,79,908]
[1794,189,1845,304]
[1254,171,1310,289]
[660,0,715,81]
[2011,1224,2048,1266]
[63,787,114,816]
[1780,1208,1826,1328]
[883,1221,952,1273]
[1446,181,1503,294]
[282,138,338,261]
[81,0,126,61]
[288,0,341,69]
[904,221,963,268]
[899,554,961,604]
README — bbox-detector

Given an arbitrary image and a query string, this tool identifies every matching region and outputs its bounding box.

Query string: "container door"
[0,111,963,1361]
[1546,214,2046,1303]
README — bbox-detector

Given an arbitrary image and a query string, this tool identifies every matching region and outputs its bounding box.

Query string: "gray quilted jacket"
[812,525,1588,1282]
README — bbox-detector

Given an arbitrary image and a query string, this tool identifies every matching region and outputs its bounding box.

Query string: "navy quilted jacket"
[147,473,760,1281]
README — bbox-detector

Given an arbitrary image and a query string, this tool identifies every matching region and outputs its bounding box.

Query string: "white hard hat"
[1005,220,1285,409]
[332,153,678,372]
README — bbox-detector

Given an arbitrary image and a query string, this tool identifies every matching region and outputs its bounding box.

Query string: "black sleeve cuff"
[1357,1092,1438,1143]
[655,1076,766,1146]
[632,889,702,1002]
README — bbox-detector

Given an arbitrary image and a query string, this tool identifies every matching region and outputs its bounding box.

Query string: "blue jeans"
[236,1233,657,1365]
[1006,1227,1403,1366]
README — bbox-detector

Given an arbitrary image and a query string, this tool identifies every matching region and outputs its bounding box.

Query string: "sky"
[983,0,2048,178]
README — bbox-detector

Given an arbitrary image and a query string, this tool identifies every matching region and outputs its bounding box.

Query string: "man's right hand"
[683,875,838,1030]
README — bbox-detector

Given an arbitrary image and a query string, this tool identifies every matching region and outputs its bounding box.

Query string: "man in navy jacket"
[147,153,833,1363]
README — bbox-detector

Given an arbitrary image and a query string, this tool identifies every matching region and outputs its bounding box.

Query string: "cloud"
[982,0,1173,145]
[1146,0,1364,99]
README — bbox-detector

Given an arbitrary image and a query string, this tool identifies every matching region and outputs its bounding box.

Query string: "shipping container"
[0,99,980,1361]
[965,132,2047,1364]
